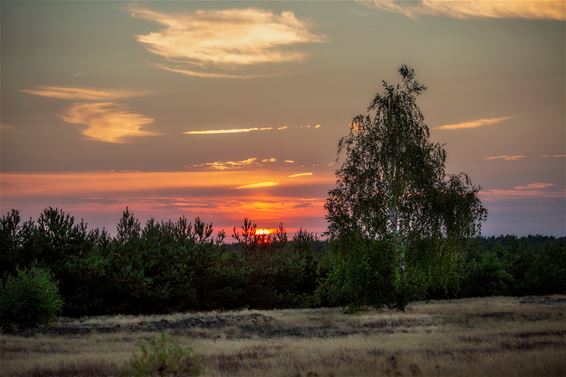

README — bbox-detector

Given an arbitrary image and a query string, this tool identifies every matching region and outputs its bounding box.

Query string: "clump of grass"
[122,333,201,377]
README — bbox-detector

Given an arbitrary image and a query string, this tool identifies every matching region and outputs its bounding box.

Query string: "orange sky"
[0,170,334,234]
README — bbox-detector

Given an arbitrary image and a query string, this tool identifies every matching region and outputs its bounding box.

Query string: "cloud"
[235,181,279,189]
[434,116,514,130]
[152,64,278,79]
[288,172,313,178]
[60,102,157,143]
[0,123,15,130]
[541,154,566,158]
[190,157,277,170]
[183,123,321,135]
[481,182,564,201]
[21,86,149,100]
[484,155,526,161]
[184,127,273,135]
[514,182,555,190]
[284,160,295,164]
[130,5,325,78]
[360,0,565,20]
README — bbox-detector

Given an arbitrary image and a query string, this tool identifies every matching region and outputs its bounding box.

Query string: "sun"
[255,228,271,235]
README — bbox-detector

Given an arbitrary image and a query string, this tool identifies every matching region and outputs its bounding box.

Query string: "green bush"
[316,234,401,309]
[0,266,63,331]
[124,333,201,377]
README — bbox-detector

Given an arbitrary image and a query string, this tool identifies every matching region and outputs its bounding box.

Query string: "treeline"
[1,208,565,318]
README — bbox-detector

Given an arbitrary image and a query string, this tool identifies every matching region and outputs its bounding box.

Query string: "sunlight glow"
[0,171,333,234]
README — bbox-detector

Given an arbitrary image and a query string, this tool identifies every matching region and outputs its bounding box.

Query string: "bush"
[316,234,400,309]
[0,266,63,331]
[124,333,201,377]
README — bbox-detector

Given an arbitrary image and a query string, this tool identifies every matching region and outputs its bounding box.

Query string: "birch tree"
[326,65,486,245]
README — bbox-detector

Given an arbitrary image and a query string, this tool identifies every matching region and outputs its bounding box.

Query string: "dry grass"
[1,296,565,376]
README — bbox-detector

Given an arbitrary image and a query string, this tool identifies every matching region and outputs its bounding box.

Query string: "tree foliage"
[0,207,564,318]
[0,266,63,331]
[323,65,487,309]
[326,65,486,242]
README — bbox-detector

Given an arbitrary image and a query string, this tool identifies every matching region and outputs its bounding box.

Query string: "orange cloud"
[236,181,279,189]
[21,86,149,100]
[288,172,313,178]
[190,157,277,170]
[361,0,565,20]
[130,5,325,78]
[484,155,526,161]
[184,127,273,135]
[541,154,566,158]
[183,124,321,135]
[435,116,515,130]
[60,102,157,143]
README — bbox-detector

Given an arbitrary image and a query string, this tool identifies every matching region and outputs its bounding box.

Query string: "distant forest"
[1,207,565,317]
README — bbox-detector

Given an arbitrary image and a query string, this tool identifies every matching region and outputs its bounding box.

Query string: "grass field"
[1,296,565,377]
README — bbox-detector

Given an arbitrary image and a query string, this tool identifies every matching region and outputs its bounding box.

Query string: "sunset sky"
[1,1,565,236]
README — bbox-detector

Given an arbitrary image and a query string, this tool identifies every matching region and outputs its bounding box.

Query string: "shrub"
[124,333,201,377]
[316,234,400,309]
[0,266,63,331]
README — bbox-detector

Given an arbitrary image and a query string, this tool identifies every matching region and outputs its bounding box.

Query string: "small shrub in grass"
[123,333,201,377]
[0,266,63,332]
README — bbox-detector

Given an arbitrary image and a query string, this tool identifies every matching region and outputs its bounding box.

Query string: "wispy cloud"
[484,155,526,161]
[284,160,295,164]
[236,181,279,189]
[130,5,325,79]
[190,157,277,171]
[514,182,555,190]
[541,154,566,158]
[288,172,313,178]
[481,182,564,201]
[152,64,278,79]
[184,127,273,135]
[0,123,15,130]
[183,124,321,136]
[21,86,149,100]
[60,102,157,143]
[434,116,514,131]
[360,0,565,20]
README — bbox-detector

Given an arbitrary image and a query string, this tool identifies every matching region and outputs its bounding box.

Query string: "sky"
[1,0,565,237]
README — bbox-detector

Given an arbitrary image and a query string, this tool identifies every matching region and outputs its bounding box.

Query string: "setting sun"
[255,228,272,235]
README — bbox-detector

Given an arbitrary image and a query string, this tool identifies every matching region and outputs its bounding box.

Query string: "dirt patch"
[519,296,566,306]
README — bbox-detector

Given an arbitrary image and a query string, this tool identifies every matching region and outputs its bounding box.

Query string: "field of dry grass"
[1,295,565,376]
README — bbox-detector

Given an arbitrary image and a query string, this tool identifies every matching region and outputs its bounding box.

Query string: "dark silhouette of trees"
[0,207,564,320]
